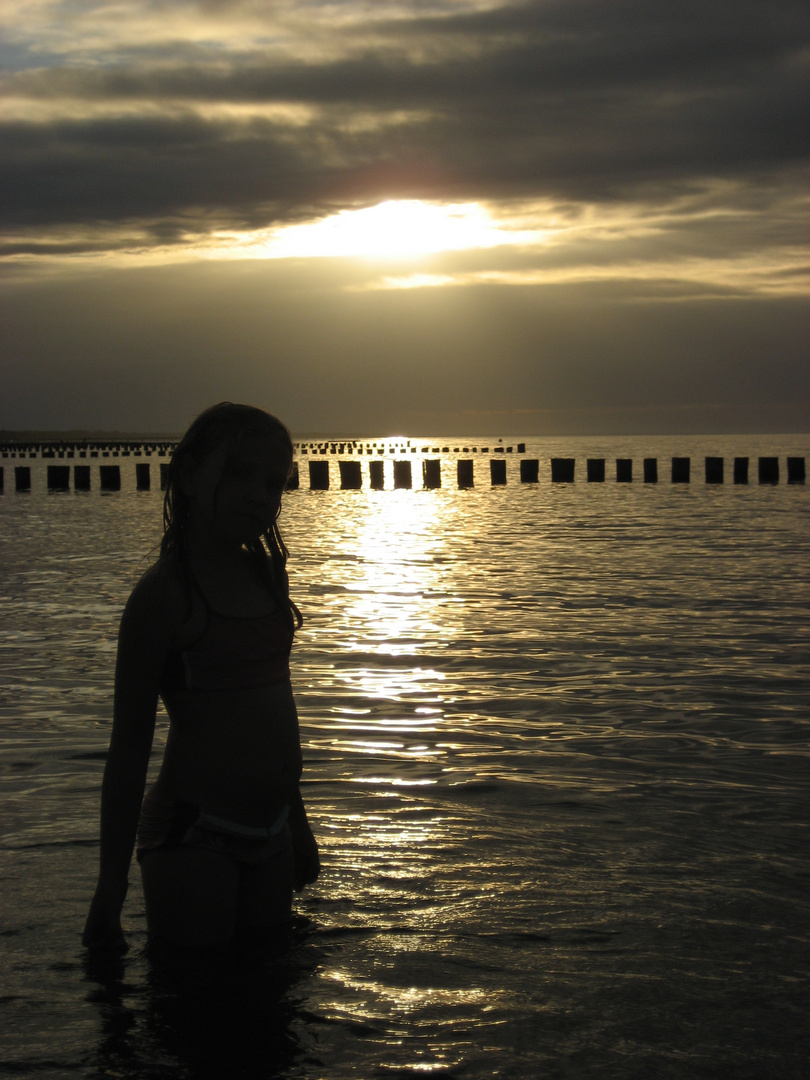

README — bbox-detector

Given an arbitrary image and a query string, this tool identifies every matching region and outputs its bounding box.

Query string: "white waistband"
[194,803,289,838]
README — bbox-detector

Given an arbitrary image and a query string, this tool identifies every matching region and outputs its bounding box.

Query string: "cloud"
[1,0,807,434]
[1,0,807,250]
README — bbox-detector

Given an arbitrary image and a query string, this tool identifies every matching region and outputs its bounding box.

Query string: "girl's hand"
[82,885,128,953]
[290,821,320,892]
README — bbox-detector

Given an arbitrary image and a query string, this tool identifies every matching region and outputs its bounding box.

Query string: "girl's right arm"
[82,566,178,952]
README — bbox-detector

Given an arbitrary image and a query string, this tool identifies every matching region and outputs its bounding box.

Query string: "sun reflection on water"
[303,488,471,904]
[342,489,453,654]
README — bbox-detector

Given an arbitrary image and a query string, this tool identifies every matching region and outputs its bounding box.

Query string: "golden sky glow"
[0,0,807,433]
[258,200,543,260]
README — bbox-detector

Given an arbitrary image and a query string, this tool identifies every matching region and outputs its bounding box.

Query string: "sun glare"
[260,200,535,259]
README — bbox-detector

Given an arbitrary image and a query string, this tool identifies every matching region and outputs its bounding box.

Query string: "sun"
[261,199,526,260]
[208,198,547,265]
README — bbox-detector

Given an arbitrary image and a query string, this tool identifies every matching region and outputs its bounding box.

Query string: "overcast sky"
[1,0,808,435]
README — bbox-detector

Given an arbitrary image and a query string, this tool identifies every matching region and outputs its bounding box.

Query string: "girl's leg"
[140,845,240,948]
[236,842,295,938]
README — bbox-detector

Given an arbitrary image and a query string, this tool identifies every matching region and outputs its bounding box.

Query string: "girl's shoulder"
[124,557,190,630]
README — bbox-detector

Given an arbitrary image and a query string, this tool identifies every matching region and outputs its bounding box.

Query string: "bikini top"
[160,589,293,695]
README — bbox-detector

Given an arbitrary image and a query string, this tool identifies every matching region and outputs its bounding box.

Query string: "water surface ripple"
[1,435,808,1078]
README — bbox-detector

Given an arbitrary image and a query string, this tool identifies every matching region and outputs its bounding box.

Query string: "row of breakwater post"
[1,437,522,459]
[299,455,806,489]
[0,439,805,492]
[0,441,175,460]
[3,462,163,492]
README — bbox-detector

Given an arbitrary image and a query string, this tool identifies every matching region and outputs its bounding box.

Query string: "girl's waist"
[151,771,294,830]
[162,678,296,718]
[137,786,290,862]
[192,804,290,838]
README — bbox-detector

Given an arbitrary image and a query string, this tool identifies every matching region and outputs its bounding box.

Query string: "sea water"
[1,435,808,1079]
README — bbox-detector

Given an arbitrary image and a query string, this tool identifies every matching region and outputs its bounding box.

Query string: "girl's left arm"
[281,679,319,891]
[288,786,320,892]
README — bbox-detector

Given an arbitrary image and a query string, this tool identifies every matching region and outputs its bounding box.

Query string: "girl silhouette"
[83,403,319,951]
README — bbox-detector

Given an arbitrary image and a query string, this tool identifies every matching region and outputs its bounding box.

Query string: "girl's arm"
[280,686,320,893]
[83,569,175,951]
[288,786,320,892]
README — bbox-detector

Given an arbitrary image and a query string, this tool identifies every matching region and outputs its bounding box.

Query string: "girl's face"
[186,433,291,547]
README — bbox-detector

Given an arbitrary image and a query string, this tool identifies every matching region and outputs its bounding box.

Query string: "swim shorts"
[136,785,291,865]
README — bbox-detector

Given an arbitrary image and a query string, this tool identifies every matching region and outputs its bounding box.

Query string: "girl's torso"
[151,557,302,826]
[160,585,293,695]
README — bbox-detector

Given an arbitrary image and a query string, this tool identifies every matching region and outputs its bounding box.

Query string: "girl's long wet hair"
[162,402,302,633]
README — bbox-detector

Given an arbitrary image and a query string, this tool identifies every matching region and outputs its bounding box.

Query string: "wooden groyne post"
[734,457,749,484]
[308,460,330,490]
[393,461,413,489]
[788,457,806,483]
[490,459,507,486]
[47,465,71,491]
[617,459,633,483]
[457,460,474,488]
[74,466,91,491]
[339,460,362,490]
[422,459,441,489]
[587,459,605,483]
[671,457,691,483]
[759,457,779,484]
[520,459,539,483]
[551,459,576,483]
[369,460,385,490]
[136,463,151,491]
[99,466,121,492]
[705,457,724,484]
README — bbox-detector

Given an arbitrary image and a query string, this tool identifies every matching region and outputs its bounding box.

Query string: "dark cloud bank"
[1,0,808,433]
[3,0,808,238]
